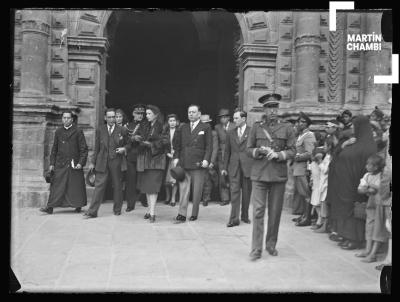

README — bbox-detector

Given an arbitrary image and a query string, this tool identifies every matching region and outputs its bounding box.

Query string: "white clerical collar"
[64,124,73,130]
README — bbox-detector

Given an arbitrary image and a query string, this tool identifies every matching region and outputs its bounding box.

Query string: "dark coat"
[214,122,236,165]
[50,124,88,168]
[136,120,169,171]
[174,121,212,170]
[91,124,130,173]
[223,125,253,178]
[47,124,88,208]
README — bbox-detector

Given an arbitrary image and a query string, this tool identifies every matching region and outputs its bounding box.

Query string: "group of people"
[39,93,391,266]
[287,107,392,270]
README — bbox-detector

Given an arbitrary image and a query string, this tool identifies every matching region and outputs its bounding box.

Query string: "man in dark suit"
[85,108,130,218]
[222,109,253,227]
[173,104,212,222]
[215,108,236,206]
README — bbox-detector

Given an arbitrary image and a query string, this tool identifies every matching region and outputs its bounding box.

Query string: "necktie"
[191,123,194,132]
[238,127,242,139]
[108,126,112,136]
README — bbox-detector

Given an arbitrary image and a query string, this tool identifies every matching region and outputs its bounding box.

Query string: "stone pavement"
[11,202,383,293]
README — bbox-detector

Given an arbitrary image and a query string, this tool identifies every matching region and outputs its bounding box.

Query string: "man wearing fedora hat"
[40,110,88,214]
[246,93,296,261]
[124,104,148,211]
[200,114,218,206]
[215,108,235,206]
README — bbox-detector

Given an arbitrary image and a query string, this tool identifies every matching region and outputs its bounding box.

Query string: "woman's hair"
[164,113,180,132]
[367,154,385,173]
[146,104,164,124]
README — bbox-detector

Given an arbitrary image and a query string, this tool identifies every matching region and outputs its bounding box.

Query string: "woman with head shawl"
[327,115,377,250]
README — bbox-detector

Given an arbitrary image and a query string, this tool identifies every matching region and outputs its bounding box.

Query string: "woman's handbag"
[353,201,367,220]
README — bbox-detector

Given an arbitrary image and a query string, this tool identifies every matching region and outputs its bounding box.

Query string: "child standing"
[310,147,324,229]
[356,154,385,262]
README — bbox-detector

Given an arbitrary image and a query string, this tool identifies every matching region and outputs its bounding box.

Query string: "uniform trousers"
[125,160,138,209]
[251,180,286,252]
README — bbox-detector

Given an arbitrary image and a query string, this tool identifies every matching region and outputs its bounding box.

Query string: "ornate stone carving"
[50,63,65,78]
[21,19,50,36]
[280,13,293,24]
[279,42,292,57]
[246,12,268,30]
[75,86,95,106]
[279,57,292,71]
[348,13,361,28]
[250,30,268,43]
[14,61,21,76]
[327,30,342,103]
[13,78,20,92]
[279,72,291,86]
[51,29,63,44]
[51,12,67,28]
[51,47,66,62]
[294,35,321,48]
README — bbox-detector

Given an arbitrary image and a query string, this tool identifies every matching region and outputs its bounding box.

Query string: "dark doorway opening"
[105,10,241,125]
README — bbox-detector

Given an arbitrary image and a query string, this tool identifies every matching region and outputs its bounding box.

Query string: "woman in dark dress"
[136,105,169,222]
[327,115,377,250]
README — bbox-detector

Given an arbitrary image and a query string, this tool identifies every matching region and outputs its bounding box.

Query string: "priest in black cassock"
[40,111,88,214]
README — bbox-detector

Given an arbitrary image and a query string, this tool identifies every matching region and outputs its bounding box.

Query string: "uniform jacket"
[246,119,296,182]
[90,124,130,173]
[136,120,169,171]
[292,129,316,176]
[125,120,146,162]
[223,125,253,178]
[50,124,88,169]
[174,121,212,170]
[215,122,236,164]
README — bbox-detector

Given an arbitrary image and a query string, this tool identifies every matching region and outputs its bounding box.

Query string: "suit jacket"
[91,124,129,173]
[292,130,316,176]
[50,124,88,169]
[223,125,253,178]
[215,122,236,164]
[247,120,296,182]
[174,121,212,170]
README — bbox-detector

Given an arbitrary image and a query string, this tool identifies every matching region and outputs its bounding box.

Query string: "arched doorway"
[103,10,242,125]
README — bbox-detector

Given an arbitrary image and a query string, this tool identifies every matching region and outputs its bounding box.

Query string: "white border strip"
[374,54,399,84]
[329,1,355,31]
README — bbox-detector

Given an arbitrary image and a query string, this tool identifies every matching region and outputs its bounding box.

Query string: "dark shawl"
[328,115,377,220]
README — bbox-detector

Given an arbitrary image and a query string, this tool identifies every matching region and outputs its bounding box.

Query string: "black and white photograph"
[10,6,394,293]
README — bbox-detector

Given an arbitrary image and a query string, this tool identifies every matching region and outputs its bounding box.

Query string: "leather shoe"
[125,207,134,212]
[83,213,97,219]
[292,215,303,222]
[227,221,239,227]
[220,201,229,206]
[149,215,156,223]
[189,216,197,221]
[203,201,208,207]
[40,207,53,214]
[241,218,251,224]
[310,223,322,230]
[170,202,176,207]
[74,207,81,213]
[144,213,150,219]
[341,241,360,250]
[114,212,121,216]
[329,233,344,242]
[266,247,278,256]
[164,200,170,205]
[295,218,311,227]
[141,201,148,207]
[249,250,262,261]
[338,239,350,247]
[173,215,186,223]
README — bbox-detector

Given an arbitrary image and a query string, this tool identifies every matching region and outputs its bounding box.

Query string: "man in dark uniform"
[125,104,148,211]
[214,108,236,206]
[246,93,296,261]
[40,110,88,214]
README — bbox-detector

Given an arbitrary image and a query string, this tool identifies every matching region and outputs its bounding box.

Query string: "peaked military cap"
[298,111,312,126]
[258,93,282,107]
[132,103,146,113]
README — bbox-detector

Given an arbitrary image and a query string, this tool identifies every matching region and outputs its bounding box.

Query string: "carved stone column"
[362,12,391,113]
[19,10,50,98]
[294,12,321,106]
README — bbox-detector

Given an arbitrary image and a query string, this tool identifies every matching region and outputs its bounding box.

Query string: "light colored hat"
[200,114,212,123]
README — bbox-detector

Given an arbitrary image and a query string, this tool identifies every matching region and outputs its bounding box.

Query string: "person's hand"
[267,151,279,160]
[167,153,173,158]
[173,158,179,166]
[88,163,95,171]
[132,135,142,142]
[201,160,209,168]
[367,187,378,195]
[209,163,214,169]
[221,170,228,176]
[115,147,126,154]
[49,165,54,171]
[75,163,82,170]
[142,141,151,147]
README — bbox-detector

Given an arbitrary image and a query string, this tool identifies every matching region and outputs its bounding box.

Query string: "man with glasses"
[246,93,296,261]
[85,108,130,218]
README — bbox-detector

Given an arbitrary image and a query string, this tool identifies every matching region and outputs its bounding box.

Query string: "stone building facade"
[12,10,392,207]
